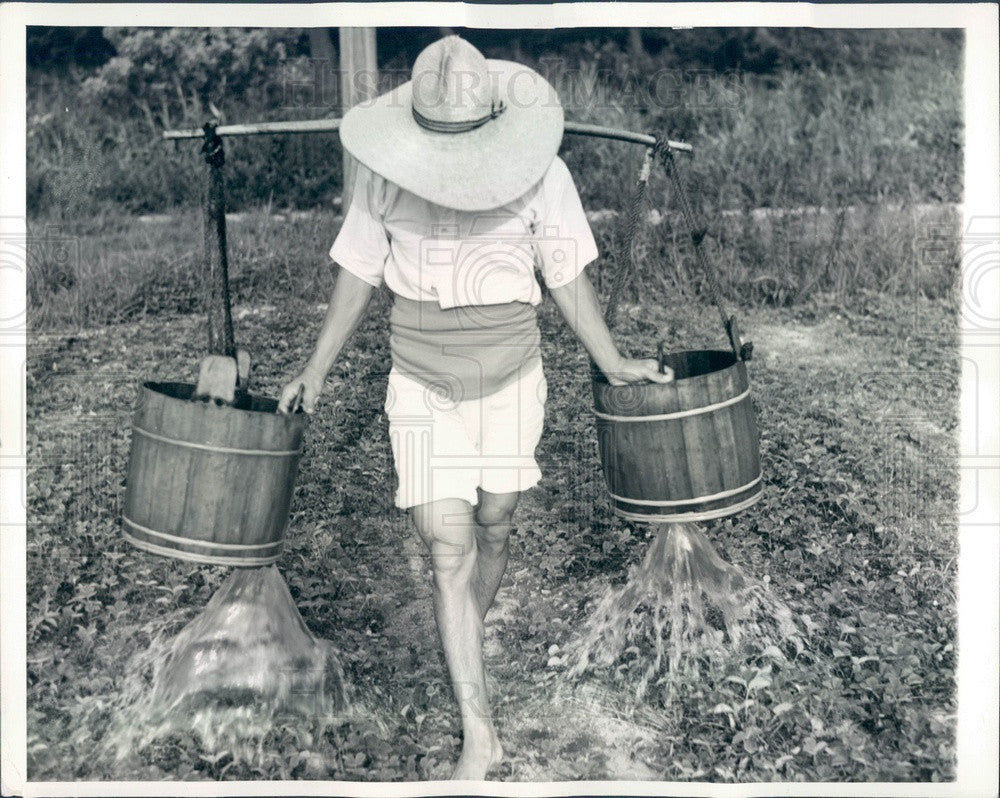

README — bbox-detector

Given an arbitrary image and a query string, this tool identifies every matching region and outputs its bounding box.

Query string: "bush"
[81,28,311,130]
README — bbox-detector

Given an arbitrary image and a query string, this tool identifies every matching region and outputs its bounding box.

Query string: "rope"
[202,121,237,359]
[201,122,225,168]
[661,147,725,330]
[604,144,657,329]
[660,146,745,360]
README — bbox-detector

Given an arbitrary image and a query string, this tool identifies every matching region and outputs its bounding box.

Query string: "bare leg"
[411,499,503,780]
[471,489,519,620]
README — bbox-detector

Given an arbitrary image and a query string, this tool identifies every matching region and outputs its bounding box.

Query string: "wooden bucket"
[592,349,762,523]
[122,381,308,567]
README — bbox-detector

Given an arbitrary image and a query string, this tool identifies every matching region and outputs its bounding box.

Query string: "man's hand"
[604,357,675,386]
[548,273,675,388]
[276,268,375,415]
[277,365,326,414]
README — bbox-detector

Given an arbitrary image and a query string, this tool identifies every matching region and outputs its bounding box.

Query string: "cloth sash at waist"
[389,296,542,402]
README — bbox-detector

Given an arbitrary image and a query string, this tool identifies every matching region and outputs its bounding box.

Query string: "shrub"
[80,28,311,131]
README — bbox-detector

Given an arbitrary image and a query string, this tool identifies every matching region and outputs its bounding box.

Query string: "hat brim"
[339,60,564,211]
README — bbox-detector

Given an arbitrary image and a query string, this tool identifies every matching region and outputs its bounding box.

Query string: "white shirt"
[329,155,599,309]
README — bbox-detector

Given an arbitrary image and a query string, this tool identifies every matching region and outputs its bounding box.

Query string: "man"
[279,35,672,780]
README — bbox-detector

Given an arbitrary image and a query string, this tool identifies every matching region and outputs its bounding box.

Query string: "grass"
[26,198,960,333]
[553,50,961,212]
[25,284,959,781]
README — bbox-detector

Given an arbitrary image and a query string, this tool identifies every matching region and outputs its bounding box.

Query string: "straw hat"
[339,36,564,211]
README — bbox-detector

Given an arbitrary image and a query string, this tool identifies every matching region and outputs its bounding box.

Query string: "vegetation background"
[27,26,962,328]
[25,26,963,783]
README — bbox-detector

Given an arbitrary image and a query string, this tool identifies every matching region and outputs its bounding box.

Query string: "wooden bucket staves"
[592,349,761,522]
[122,382,308,567]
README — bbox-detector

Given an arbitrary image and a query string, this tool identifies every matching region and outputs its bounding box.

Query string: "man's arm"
[304,267,376,377]
[548,270,673,386]
[278,267,376,413]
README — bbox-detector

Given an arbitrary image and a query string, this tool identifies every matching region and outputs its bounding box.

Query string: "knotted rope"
[601,136,750,362]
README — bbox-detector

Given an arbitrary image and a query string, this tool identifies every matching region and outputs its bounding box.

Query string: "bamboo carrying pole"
[165,118,693,154]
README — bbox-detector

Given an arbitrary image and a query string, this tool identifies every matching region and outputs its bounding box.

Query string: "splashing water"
[100,566,356,768]
[571,523,802,697]
[152,566,343,710]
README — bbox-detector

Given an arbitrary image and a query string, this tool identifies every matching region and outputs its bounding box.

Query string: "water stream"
[572,522,803,696]
[101,566,351,766]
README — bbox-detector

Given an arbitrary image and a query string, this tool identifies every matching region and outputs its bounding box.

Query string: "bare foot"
[451,732,503,780]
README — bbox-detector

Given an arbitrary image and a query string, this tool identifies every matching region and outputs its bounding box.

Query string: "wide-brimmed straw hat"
[339,36,564,211]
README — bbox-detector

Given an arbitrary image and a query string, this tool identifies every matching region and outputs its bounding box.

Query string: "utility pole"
[338,27,378,211]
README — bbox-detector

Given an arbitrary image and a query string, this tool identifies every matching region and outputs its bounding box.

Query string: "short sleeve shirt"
[329,155,599,309]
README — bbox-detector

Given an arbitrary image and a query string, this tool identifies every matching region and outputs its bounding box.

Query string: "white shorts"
[384,359,547,509]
